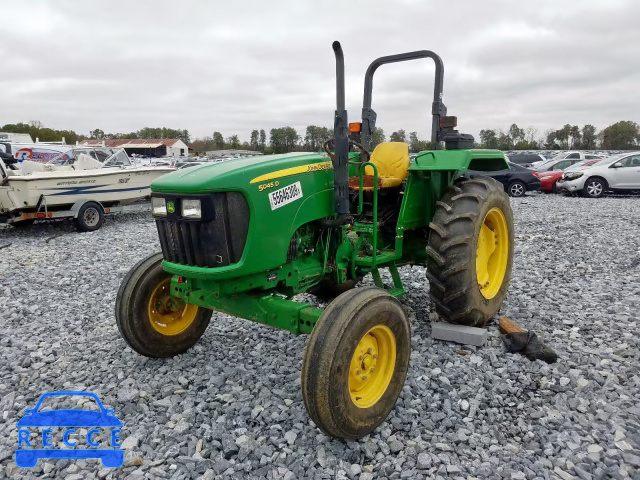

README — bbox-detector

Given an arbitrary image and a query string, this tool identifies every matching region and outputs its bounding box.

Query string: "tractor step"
[355,250,399,266]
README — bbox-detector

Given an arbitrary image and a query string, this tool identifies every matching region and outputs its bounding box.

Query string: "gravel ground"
[1,195,639,480]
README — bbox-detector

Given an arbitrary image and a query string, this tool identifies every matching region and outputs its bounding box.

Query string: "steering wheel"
[323,138,371,165]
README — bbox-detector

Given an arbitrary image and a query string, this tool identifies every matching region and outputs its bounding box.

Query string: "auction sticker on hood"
[269,181,303,210]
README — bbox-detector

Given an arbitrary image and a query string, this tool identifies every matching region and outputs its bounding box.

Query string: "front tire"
[115,253,212,358]
[301,287,411,440]
[583,177,607,198]
[426,176,514,327]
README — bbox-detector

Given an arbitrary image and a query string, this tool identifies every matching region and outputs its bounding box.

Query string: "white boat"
[0,148,173,215]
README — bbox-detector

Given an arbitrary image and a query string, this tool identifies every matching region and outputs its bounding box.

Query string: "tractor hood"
[152,152,331,193]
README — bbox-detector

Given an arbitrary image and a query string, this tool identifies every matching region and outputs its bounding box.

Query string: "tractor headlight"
[564,173,584,181]
[151,197,167,216]
[181,199,202,219]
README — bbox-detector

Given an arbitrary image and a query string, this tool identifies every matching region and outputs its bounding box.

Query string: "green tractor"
[116,41,514,440]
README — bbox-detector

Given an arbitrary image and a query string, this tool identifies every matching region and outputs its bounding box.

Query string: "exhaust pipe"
[331,41,350,221]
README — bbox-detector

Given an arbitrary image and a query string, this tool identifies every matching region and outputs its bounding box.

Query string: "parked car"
[467,162,540,197]
[507,153,546,168]
[556,152,640,197]
[533,158,602,193]
[530,151,601,169]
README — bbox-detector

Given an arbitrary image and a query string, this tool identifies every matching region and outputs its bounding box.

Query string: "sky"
[1,0,639,143]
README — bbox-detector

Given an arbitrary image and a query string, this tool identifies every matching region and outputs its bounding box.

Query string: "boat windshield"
[103,149,131,167]
[48,148,131,167]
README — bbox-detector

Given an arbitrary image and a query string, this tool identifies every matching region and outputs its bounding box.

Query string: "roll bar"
[360,51,447,150]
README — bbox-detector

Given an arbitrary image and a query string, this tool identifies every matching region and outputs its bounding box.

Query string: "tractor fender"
[410,149,508,173]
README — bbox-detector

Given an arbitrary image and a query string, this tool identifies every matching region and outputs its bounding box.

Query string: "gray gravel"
[1,195,639,480]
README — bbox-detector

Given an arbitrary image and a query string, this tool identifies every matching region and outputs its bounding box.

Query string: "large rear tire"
[301,287,410,440]
[115,253,212,358]
[426,176,514,327]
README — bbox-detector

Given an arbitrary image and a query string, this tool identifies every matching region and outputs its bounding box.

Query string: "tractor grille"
[155,192,250,268]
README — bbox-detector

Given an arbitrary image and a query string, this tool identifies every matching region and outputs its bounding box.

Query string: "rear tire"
[583,177,607,198]
[75,202,104,232]
[426,176,514,327]
[115,253,212,358]
[507,181,526,197]
[302,287,410,440]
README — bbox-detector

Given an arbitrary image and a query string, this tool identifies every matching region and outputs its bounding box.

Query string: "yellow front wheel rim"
[349,325,396,409]
[148,278,199,336]
[476,207,509,299]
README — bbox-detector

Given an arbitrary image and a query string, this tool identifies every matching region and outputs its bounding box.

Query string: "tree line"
[3,119,639,153]
[190,126,432,154]
[479,121,640,151]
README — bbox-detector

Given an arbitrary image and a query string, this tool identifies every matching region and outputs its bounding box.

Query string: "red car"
[533,159,601,192]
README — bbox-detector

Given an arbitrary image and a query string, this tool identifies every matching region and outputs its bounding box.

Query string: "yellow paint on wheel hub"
[476,207,509,299]
[349,325,396,408]
[148,278,198,336]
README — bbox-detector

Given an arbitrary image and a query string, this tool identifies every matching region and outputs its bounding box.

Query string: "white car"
[556,152,640,198]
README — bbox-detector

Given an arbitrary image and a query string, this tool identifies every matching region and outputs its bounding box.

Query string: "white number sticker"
[268,181,303,210]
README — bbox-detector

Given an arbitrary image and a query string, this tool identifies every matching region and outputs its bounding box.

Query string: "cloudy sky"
[2,0,639,143]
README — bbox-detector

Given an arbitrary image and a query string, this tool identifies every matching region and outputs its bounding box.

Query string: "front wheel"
[583,177,607,198]
[301,287,411,440]
[426,176,514,327]
[115,253,212,358]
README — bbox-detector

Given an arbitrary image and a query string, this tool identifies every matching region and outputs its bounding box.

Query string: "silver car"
[556,152,640,197]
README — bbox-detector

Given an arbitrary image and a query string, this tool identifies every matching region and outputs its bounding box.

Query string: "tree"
[581,124,598,149]
[479,129,498,149]
[390,129,406,143]
[409,132,419,152]
[227,135,240,149]
[304,125,331,151]
[90,129,105,139]
[250,130,260,150]
[601,121,640,150]
[554,124,572,149]
[569,125,581,149]
[370,127,385,149]
[496,131,511,150]
[213,131,225,149]
[259,129,266,152]
[508,123,525,146]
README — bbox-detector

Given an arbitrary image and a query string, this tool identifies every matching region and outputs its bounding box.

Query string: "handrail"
[358,162,379,266]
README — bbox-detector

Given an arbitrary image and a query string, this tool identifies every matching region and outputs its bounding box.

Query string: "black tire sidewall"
[75,202,104,232]
[330,301,410,438]
[584,177,606,198]
[302,288,410,439]
[468,185,514,321]
[116,253,211,358]
[508,181,526,197]
[426,176,515,326]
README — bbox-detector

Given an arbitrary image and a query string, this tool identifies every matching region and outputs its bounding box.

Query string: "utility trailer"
[0,195,151,232]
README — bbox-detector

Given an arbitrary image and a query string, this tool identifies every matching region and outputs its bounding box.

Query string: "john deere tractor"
[116,42,513,440]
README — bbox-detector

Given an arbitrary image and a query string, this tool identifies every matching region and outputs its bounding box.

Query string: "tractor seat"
[349,142,410,191]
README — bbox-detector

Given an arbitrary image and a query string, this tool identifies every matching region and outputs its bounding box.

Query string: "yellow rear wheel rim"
[349,325,396,409]
[148,278,199,336]
[476,207,509,299]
